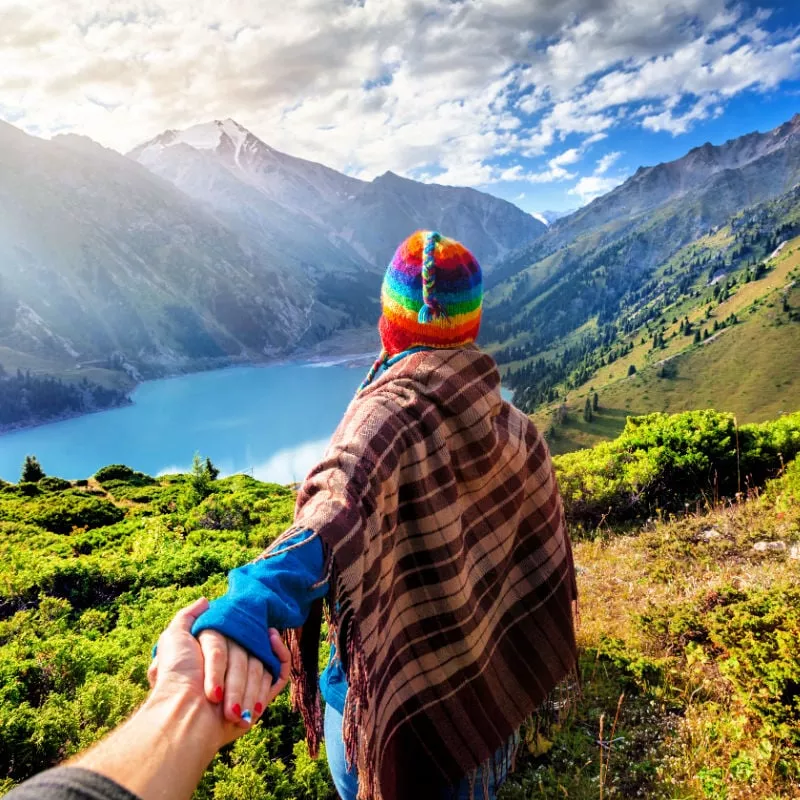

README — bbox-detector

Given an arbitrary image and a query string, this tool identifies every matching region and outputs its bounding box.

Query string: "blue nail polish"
[151,644,157,659]
[241,709,252,724]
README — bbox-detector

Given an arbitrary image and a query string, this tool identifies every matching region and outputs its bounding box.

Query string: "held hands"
[148,598,290,746]
[196,630,280,727]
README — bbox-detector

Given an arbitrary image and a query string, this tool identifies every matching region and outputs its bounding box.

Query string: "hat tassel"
[418,231,446,324]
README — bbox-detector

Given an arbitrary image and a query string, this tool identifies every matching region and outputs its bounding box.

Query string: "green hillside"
[489,180,800,456]
[0,411,798,799]
[483,119,800,445]
[538,233,800,454]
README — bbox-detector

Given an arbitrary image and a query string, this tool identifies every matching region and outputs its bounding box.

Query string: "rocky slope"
[0,122,333,375]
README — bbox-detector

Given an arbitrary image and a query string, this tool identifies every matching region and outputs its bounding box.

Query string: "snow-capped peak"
[130,119,252,164]
[177,119,248,152]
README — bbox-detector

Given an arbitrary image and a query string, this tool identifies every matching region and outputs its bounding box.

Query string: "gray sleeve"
[3,768,141,800]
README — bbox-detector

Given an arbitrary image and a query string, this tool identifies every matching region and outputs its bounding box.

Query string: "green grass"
[1,426,799,799]
[504,457,800,799]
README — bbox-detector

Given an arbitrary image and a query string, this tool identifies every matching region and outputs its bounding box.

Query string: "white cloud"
[595,151,622,174]
[641,95,723,134]
[1,0,798,189]
[549,148,582,168]
[569,175,624,204]
[568,149,627,204]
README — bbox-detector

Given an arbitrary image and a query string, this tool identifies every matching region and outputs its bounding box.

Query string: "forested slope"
[483,117,800,442]
[497,189,800,454]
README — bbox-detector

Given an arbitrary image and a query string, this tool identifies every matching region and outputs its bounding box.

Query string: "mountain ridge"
[128,118,546,272]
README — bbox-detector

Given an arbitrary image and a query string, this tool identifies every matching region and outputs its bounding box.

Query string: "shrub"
[23,495,125,534]
[178,454,219,510]
[94,465,135,483]
[762,456,800,510]
[189,493,252,531]
[641,585,800,746]
[555,409,800,531]
[37,477,72,493]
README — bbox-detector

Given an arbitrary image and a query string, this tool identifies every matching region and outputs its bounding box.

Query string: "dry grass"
[503,481,800,799]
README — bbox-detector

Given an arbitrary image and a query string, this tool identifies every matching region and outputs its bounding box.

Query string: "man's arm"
[3,598,290,800]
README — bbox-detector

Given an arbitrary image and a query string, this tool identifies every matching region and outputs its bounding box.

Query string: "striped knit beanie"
[360,230,482,390]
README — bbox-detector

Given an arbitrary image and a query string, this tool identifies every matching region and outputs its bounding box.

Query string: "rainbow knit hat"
[360,230,483,389]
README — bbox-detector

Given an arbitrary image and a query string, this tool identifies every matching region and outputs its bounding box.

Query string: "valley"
[2,112,800,445]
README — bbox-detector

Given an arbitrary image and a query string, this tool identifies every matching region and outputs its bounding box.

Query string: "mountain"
[491,158,800,453]
[0,117,544,385]
[0,117,543,428]
[0,121,326,376]
[484,113,800,424]
[128,119,546,274]
[492,114,800,292]
[542,237,800,454]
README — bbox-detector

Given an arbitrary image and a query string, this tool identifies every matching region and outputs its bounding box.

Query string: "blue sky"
[2,0,799,212]
[500,84,800,213]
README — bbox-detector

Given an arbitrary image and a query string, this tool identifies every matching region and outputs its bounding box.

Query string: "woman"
[191,230,578,800]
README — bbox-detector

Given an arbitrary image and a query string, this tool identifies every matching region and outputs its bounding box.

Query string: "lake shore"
[0,338,379,438]
[0,397,136,438]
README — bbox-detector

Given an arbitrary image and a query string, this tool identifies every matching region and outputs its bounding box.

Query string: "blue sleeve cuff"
[190,530,327,681]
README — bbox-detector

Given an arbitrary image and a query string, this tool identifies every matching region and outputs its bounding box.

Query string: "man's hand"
[52,598,292,800]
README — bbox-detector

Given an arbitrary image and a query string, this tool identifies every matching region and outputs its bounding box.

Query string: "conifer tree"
[592,392,599,411]
[204,457,220,481]
[583,397,593,423]
[21,455,44,483]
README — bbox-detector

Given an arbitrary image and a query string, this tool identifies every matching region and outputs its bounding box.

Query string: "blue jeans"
[324,703,518,800]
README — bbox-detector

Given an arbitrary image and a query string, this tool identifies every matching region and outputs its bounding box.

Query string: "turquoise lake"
[0,362,515,483]
[0,363,367,483]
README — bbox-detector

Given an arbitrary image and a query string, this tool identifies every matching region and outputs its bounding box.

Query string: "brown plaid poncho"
[271,346,577,800]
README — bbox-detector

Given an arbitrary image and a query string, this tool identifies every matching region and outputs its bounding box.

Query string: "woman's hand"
[195,629,281,727]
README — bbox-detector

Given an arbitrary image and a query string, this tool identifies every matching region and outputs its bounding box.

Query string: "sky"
[1,1,799,212]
